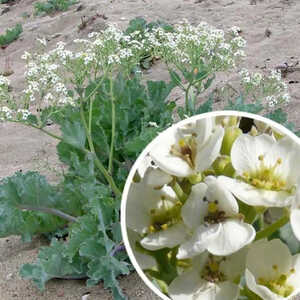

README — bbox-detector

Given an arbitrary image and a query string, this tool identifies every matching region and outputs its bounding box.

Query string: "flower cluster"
[0,75,10,103]
[239,68,290,107]
[22,39,74,109]
[149,21,246,75]
[125,114,300,300]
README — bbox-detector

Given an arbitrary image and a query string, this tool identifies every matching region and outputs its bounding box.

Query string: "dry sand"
[0,0,300,299]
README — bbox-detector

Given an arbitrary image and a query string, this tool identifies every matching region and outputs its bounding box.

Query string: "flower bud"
[188,172,202,185]
[212,155,235,177]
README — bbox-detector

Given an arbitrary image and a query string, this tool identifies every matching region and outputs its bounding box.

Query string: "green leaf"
[86,256,129,300]
[20,239,87,290]
[203,75,215,90]
[169,69,182,87]
[125,17,147,35]
[124,127,159,155]
[0,23,23,46]
[61,120,86,149]
[0,172,67,240]
[64,214,100,260]
[225,95,263,113]
[265,108,287,124]
[195,96,213,114]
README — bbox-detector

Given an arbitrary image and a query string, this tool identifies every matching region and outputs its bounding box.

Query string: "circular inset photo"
[121,111,300,300]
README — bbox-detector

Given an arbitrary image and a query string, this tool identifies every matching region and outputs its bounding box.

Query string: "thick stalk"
[79,101,121,197]
[108,78,116,175]
[255,214,289,241]
[18,205,77,223]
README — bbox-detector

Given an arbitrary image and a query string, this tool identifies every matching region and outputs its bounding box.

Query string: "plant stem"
[10,120,63,141]
[170,180,188,203]
[18,205,77,223]
[38,126,63,141]
[108,78,116,175]
[259,213,264,230]
[184,82,193,114]
[88,96,93,136]
[255,214,289,241]
[79,100,121,197]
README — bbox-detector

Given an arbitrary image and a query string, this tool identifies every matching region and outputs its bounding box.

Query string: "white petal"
[206,220,255,256]
[195,118,214,146]
[177,225,221,259]
[141,223,187,251]
[168,269,202,300]
[137,155,153,178]
[231,134,275,174]
[143,167,173,188]
[127,229,156,270]
[181,183,208,230]
[287,254,300,292]
[205,176,239,216]
[291,209,300,242]
[218,176,292,207]
[195,126,224,173]
[215,282,240,300]
[219,246,249,281]
[246,239,292,281]
[169,271,239,300]
[150,128,193,177]
[126,182,162,234]
[245,269,282,300]
[268,136,300,186]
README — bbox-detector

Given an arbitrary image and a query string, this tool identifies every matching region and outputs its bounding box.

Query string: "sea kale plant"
[34,0,78,15]
[0,23,23,47]
[125,114,300,300]
[0,18,298,299]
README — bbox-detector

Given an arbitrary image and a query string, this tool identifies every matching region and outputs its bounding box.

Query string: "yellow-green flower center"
[201,255,226,283]
[170,136,197,169]
[148,199,182,233]
[257,266,295,297]
[242,155,287,191]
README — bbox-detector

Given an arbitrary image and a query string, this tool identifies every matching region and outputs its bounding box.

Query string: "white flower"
[150,118,224,177]
[17,109,30,120]
[290,187,300,241]
[136,155,173,189]
[0,75,10,86]
[127,229,156,270]
[37,37,47,46]
[169,249,247,300]
[177,176,255,258]
[220,134,300,207]
[126,175,187,251]
[21,51,31,60]
[246,239,300,299]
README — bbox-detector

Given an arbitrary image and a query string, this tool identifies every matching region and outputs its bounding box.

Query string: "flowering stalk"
[79,99,121,197]
[109,78,116,175]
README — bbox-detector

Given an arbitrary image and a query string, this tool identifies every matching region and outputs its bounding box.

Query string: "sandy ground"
[0,0,300,299]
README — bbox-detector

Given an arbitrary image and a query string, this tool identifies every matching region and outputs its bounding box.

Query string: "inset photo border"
[121,111,300,300]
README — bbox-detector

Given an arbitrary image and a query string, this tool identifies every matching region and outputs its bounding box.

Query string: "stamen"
[169,136,197,169]
[241,155,287,191]
[258,154,264,161]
